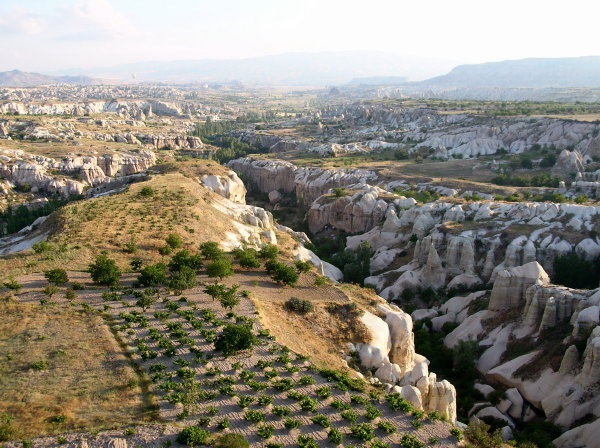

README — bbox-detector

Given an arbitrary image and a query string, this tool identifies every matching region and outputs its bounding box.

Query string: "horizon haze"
[1,0,600,83]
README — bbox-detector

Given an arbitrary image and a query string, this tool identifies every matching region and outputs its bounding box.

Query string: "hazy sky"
[1,0,599,73]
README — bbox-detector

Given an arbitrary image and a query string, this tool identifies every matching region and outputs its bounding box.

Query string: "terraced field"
[4,271,459,447]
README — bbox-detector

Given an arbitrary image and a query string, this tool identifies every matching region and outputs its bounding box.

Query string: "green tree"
[259,244,279,260]
[269,262,299,286]
[214,324,257,356]
[168,266,197,295]
[165,233,183,250]
[136,293,157,312]
[137,263,168,287]
[234,248,261,268]
[204,283,226,301]
[199,241,225,260]
[44,268,68,285]
[295,260,312,273]
[88,252,121,286]
[169,250,203,272]
[206,258,234,281]
[158,245,172,257]
[130,258,143,271]
[553,253,600,289]
[219,284,240,311]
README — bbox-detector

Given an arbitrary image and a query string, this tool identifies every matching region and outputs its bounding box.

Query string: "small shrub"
[328,427,343,444]
[48,414,67,424]
[297,435,318,448]
[364,405,382,420]
[64,289,76,301]
[284,418,302,429]
[427,411,442,421]
[3,278,22,292]
[237,395,254,408]
[295,260,312,273]
[265,443,283,448]
[299,375,314,385]
[244,410,266,423]
[0,413,16,442]
[257,395,273,406]
[206,258,234,280]
[216,417,229,430]
[449,427,463,441]
[349,423,375,442]
[199,241,225,260]
[300,397,318,412]
[257,424,275,439]
[43,284,58,298]
[212,433,249,448]
[377,420,396,434]
[314,276,327,286]
[464,420,503,448]
[139,186,155,197]
[259,244,279,260]
[176,426,210,446]
[165,233,183,249]
[386,393,413,412]
[410,420,423,429]
[44,269,68,285]
[311,414,330,428]
[285,297,313,314]
[400,434,425,448]
[272,406,291,417]
[273,378,295,391]
[341,410,358,423]
[196,416,210,427]
[330,399,351,410]
[269,262,299,286]
[31,360,48,370]
[350,394,369,405]
[371,442,390,448]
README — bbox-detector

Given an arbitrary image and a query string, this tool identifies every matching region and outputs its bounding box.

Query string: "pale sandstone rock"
[489,262,550,311]
[201,171,247,204]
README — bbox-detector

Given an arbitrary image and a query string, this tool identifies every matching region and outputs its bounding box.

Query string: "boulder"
[489,262,550,311]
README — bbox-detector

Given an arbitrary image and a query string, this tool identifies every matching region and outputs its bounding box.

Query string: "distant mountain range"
[60,51,453,85]
[418,56,600,88]
[0,70,101,87]
[2,54,600,90]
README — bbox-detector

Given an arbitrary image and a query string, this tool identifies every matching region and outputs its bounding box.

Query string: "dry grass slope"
[0,300,153,439]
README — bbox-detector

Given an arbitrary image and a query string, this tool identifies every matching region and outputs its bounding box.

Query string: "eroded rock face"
[201,171,247,204]
[0,148,156,197]
[488,262,550,311]
[308,184,392,234]
[321,103,600,160]
[227,157,377,206]
[353,304,457,422]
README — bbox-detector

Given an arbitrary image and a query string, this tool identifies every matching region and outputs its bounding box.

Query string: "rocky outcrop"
[307,184,392,233]
[353,304,457,422]
[321,103,600,160]
[0,148,156,197]
[136,134,203,150]
[552,149,585,177]
[488,262,550,311]
[201,171,247,204]
[227,157,377,206]
[351,197,600,300]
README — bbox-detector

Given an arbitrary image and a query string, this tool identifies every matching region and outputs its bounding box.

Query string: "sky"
[1,0,599,75]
